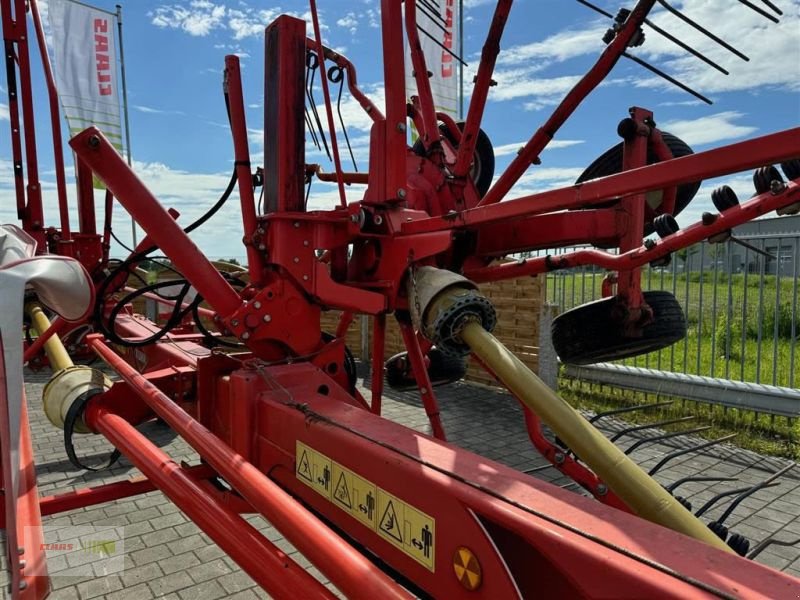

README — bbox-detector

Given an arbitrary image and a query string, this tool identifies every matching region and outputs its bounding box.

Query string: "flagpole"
[116,3,137,246]
[458,0,464,120]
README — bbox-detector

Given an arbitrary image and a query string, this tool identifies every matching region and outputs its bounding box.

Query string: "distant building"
[681,215,800,276]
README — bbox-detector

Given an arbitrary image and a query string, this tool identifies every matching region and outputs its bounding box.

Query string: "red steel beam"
[223,56,265,285]
[404,128,800,235]
[477,0,657,206]
[69,129,243,318]
[88,336,413,600]
[466,182,800,282]
[404,0,441,149]
[84,405,335,600]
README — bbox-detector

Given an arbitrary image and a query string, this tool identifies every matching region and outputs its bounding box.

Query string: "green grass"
[559,378,800,460]
[547,269,799,388]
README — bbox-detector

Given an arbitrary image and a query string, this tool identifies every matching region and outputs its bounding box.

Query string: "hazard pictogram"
[379,500,403,543]
[333,471,352,509]
[453,546,482,591]
[297,449,312,482]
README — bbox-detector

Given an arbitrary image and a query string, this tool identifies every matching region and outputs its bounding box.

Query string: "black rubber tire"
[653,214,679,238]
[574,131,701,236]
[384,347,467,390]
[781,158,800,181]
[711,185,739,212]
[413,122,495,197]
[753,165,782,194]
[552,291,687,365]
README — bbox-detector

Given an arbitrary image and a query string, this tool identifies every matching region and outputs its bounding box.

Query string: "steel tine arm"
[624,425,712,455]
[735,0,780,22]
[609,415,696,442]
[715,463,795,525]
[589,400,674,424]
[695,482,781,518]
[656,0,750,61]
[647,434,738,475]
[666,476,737,494]
[748,536,800,560]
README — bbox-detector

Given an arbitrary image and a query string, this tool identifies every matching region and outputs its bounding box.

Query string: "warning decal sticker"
[296,441,435,571]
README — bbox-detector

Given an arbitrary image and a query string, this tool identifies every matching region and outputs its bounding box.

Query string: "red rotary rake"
[1,0,799,598]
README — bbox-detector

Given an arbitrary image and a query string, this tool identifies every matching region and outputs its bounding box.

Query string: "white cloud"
[0,103,8,121]
[660,111,758,146]
[150,2,226,36]
[337,13,359,35]
[497,26,608,67]
[493,139,584,157]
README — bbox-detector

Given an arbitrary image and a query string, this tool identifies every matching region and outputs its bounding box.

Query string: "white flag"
[405,0,460,119]
[49,0,123,172]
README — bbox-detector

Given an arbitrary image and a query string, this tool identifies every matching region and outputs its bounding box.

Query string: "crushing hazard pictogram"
[453,546,482,591]
[379,500,403,543]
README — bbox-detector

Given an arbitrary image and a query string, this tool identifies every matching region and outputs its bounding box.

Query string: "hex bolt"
[88,135,100,148]
[242,332,251,340]
[397,188,406,199]
[303,240,309,246]
[770,180,786,194]
[231,319,239,327]
[596,483,608,495]
[263,314,272,323]
[396,122,407,133]
[293,221,301,228]
[19,560,26,569]
[293,257,300,263]
[554,452,565,464]
[19,581,27,591]
[253,301,262,309]
[303,275,309,281]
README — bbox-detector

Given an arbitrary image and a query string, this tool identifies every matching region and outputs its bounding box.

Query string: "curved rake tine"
[656,0,750,61]
[419,0,447,25]
[694,481,781,518]
[735,0,781,22]
[609,415,696,443]
[647,433,738,476]
[759,0,783,15]
[417,25,468,67]
[624,425,712,455]
[588,400,673,424]
[416,3,448,33]
[715,463,796,525]
[666,476,737,494]
[622,52,712,105]
[643,18,729,74]
[748,536,800,560]
[575,0,613,19]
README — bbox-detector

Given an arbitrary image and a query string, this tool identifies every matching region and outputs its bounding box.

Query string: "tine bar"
[656,0,750,61]
[589,400,674,424]
[624,425,712,455]
[417,25,468,66]
[609,415,696,442]
[715,463,796,525]
[643,17,729,74]
[748,536,800,560]
[666,476,737,494]
[695,481,781,518]
[623,52,712,104]
[735,0,781,22]
[759,0,783,15]
[647,433,738,475]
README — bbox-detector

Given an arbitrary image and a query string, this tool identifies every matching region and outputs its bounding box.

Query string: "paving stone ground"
[3,365,799,598]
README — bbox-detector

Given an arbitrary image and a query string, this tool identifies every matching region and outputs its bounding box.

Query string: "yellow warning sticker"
[296,441,435,571]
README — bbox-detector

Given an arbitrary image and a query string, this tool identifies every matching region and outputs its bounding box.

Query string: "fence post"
[538,302,559,390]
[360,314,370,364]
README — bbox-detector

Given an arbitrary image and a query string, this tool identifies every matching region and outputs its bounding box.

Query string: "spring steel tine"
[609,415,697,442]
[622,52,712,105]
[735,0,781,22]
[648,434,738,476]
[417,25,469,67]
[623,425,712,455]
[643,17,729,75]
[588,400,674,424]
[694,481,781,518]
[748,536,800,560]
[715,463,796,525]
[305,109,321,149]
[666,476,737,494]
[575,0,614,19]
[759,0,783,15]
[419,0,447,25]
[656,0,750,61]
[415,2,449,34]
[523,463,558,474]
[732,236,776,259]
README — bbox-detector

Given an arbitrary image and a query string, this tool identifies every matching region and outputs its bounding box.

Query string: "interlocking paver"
[4,368,798,599]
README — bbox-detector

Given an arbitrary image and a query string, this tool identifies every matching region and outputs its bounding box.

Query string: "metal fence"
[542,233,800,391]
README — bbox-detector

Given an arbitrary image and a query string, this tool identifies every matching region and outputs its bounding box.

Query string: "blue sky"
[1,0,798,259]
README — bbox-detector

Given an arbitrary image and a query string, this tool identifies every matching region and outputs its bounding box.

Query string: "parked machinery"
[2,1,800,598]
